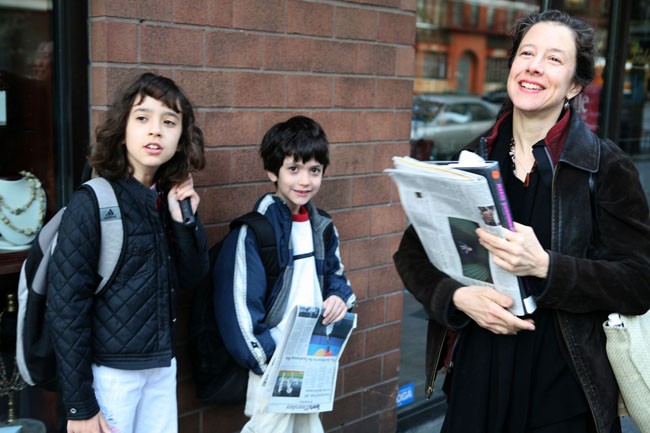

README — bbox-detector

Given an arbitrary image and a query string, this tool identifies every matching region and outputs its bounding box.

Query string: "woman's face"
[507,22,583,118]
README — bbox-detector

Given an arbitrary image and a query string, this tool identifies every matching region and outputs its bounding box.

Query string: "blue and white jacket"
[213,194,356,374]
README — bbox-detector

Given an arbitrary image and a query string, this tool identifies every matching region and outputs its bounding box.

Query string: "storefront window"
[620,3,650,157]
[1,5,53,422]
[0,2,76,432]
[0,1,54,257]
[561,0,650,205]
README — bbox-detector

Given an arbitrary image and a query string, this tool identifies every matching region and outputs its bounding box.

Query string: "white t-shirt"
[269,206,322,344]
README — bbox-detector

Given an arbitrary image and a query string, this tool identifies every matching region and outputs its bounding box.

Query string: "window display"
[0,6,55,256]
[0,172,46,251]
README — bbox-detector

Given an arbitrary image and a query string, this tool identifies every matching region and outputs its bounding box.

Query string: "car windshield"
[412,98,443,122]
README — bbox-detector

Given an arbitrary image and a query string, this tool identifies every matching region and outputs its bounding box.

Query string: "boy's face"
[125,95,182,184]
[267,156,324,214]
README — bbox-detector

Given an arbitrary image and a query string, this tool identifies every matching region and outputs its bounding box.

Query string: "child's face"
[267,156,324,214]
[125,95,182,184]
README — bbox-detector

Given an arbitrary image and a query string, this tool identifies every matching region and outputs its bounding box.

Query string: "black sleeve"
[393,225,470,330]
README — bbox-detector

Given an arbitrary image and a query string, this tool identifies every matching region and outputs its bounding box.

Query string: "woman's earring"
[564,98,570,110]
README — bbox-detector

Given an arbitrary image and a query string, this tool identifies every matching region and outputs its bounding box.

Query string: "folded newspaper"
[259,305,357,413]
[387,151,537,316]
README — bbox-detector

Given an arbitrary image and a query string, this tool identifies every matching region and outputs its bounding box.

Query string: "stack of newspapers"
[386,151,536,316]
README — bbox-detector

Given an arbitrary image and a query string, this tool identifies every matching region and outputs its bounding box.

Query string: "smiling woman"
[395,9,650,433]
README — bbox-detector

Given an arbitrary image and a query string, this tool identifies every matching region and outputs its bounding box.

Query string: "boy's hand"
[322,295,347,325]
[167,175,200,223]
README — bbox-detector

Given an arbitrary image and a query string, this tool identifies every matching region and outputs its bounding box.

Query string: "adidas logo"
[100,206,121,221]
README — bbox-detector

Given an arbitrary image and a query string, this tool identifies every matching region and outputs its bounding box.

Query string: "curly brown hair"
[90,72,205,191]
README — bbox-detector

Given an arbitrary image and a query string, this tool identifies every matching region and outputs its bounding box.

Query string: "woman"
[394,10,650,433]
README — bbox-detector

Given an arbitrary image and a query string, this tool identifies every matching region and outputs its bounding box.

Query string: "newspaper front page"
[387,154,536,316]
[259,306,357,413]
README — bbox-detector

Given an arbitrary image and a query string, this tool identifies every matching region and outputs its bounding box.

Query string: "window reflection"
[621,4,650,155]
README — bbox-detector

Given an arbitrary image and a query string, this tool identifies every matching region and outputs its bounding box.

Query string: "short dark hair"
[90,72,205,190]
[508,9,596,90]
[259,116,329,176]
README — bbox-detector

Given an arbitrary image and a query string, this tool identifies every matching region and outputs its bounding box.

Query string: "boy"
[213,115,356,433]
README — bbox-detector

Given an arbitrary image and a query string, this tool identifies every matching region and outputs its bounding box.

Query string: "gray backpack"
[15,177,125,390]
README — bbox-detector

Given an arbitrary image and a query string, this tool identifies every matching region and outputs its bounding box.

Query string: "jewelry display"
[0,172,46,251]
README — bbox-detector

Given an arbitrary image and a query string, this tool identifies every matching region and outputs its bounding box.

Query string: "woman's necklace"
[0,171,46,237]
[509,137,536,187]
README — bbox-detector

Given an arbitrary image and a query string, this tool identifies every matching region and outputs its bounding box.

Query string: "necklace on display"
[0,171,40,216]
[0,171,46,238]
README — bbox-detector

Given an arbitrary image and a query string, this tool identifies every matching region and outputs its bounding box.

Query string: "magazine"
[387,151,537,316]
[258,306,357,413]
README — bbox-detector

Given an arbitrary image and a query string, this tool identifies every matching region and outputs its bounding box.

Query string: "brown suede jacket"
[393,110,650,433]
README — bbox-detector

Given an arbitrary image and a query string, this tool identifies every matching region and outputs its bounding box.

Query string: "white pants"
[242,371,323,433]
[91,358,178,433]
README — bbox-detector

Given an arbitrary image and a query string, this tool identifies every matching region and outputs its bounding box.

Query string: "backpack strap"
[82,178,125,294]
[230,211,279,291]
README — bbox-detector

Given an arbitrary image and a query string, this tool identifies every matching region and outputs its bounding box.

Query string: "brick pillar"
[89,1,416,431]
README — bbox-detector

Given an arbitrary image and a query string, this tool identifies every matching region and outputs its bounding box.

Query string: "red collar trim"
[292,206,309,222]
[486,108,571,166]
[544,108,571,165]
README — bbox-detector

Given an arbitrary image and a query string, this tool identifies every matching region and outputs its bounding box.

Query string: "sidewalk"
[398,403,642,433]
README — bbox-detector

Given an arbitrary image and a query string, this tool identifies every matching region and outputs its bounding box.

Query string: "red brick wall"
[89,1,415,432]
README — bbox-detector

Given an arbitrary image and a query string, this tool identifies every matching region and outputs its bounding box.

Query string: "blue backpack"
[190,210,335,405]
[189,211,279,405]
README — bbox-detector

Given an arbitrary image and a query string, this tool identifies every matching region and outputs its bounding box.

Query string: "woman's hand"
[67,411,111,433]
[322,295,347,325]
[476,222,549,279]
[167,175,200,223]
[453,285,535,334]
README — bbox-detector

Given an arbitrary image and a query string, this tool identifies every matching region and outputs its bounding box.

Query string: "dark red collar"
[292,205,309,222]
[485,108,571,166]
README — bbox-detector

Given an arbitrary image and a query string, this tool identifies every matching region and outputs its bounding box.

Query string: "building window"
[471,4,479,27]
[487,7,495,28]
[453,1,462,27]
[423,52,447,80]
[485,57,509,84]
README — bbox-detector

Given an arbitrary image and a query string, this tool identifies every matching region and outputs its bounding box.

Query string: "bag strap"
[82,178,125,294]
[230,211,279,291]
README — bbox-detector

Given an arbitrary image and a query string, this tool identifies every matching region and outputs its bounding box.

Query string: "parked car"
[411,94,500,159]
[481,88,509,105]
